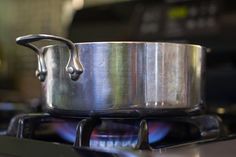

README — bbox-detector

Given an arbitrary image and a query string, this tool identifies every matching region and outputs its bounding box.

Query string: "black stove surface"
[0,103,234,157]
[0,136,121,157]
[0,135,236,157]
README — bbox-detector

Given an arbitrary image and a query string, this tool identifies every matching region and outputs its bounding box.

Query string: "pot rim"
[43,41,206,50]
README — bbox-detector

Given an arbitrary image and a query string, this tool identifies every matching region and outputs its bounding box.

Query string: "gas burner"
[6,113,223,150]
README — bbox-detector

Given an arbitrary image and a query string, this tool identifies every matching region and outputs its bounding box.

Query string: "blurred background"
[0,0,129,102]
[0,0,235,117]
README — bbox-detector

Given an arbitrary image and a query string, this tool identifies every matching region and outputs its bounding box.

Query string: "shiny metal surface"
[43,42,205,114]
[17,35,205,116]
[16,34,83,81]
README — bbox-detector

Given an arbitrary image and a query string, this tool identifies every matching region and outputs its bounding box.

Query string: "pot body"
[41,42,205,116]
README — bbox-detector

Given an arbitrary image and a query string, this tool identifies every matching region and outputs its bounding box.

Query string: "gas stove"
[0,105,233,157]
[1,135,236,157]
[5,113,222,148]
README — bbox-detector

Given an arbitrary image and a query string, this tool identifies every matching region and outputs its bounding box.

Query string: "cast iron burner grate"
[6,113,224,150]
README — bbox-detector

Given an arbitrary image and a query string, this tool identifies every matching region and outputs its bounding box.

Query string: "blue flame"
[148,122,170,143]
[53,123,76,143]
[54,121,170,146]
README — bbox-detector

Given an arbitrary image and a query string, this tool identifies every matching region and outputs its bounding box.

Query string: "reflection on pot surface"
[17,34,205,116]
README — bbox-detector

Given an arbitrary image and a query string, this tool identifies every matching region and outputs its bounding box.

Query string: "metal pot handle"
[16,34,83,81]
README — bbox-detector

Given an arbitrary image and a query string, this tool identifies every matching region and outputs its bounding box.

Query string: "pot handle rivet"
[16,34,83,81]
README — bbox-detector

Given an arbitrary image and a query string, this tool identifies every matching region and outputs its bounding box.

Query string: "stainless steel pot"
[16,34,205,117]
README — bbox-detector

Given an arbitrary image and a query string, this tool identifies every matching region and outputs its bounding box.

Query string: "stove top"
[0,102,234,157]
[0,135,236,157]
[4,112,223,148]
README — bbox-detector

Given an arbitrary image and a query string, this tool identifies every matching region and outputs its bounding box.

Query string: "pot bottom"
[46,105,205,119]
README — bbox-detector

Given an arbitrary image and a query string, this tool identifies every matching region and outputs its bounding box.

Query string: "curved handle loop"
[16,34,83,81]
